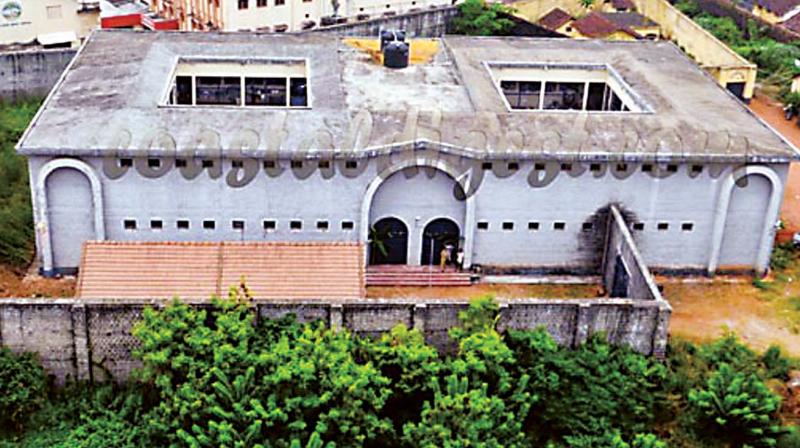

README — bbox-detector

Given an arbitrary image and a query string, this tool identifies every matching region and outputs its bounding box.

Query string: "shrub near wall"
[0,292,796,447]
[0,99,40,268]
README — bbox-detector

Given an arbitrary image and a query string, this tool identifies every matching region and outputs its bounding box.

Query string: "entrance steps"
[366,265,473,287]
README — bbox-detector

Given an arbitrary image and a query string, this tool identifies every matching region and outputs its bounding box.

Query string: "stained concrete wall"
[0,296,671,383]
[28,156,786,275]
[0,49,75,101]
[307,5,457,37]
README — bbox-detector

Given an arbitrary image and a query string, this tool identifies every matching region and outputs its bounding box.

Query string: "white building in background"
[146,0,448,32]
[0,0,99,47]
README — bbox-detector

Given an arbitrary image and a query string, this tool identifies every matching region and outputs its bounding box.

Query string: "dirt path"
[0,265,75,298]
[749,95,800,232]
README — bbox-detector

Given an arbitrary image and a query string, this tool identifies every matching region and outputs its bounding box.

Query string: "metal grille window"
[245,78,286,106]
[500,80,541,110]
[195,76,241,105]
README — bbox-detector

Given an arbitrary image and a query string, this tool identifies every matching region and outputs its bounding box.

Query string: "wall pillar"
[413,304,427,332]
[652,304,671,360]
[70,304,92,382]
[330,304,343,330]
[574,303,592,347]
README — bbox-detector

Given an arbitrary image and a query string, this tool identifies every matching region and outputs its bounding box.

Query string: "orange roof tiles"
[76,241,365,300]
[538,8,573,31]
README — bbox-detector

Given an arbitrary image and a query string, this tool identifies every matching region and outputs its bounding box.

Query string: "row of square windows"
[123,219,695,233]
[119,158,360,170]
[118,158,703,174]
[478,221,695,232]
[122,219,355,232]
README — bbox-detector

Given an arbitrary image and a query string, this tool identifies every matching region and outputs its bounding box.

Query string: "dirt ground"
[750,94,800,232]
[366,283,601,300]
[0,265,75,299]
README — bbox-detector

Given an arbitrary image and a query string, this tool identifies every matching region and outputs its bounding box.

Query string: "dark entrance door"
[726,82,746,102]
[421,218,460,266]
[610,255,630,298]
[370,217,408,265]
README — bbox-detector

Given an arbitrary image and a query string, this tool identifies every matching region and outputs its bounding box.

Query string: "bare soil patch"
[367,283,601,300]
[0,265,75,298]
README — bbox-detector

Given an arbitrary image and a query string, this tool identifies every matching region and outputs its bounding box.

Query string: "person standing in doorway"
[440,247,449,272]
[456,248,464,272]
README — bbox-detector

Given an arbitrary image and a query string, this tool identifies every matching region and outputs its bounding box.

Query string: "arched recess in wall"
[360,158,476,267]
[708,165,782,275]
[37,158,105,275]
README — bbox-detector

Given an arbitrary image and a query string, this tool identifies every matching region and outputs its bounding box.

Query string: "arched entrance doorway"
[369,217,409,265]
[421,218,460,267]
[46,168,95,273]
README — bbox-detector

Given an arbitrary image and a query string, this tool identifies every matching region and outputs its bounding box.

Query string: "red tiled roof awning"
[538,8,573,30]
[76,241,365,300]
[571,12,641,38]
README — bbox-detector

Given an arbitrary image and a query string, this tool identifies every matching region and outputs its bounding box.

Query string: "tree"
[0,347,47,431]
[451,0,514,36]
[689,363,783,447]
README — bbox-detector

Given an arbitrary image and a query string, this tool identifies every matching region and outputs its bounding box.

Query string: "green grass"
[0,99,41,269]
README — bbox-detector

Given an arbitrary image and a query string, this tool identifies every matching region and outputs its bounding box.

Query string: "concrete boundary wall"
[0,295,670,384]
[0,49,76,101]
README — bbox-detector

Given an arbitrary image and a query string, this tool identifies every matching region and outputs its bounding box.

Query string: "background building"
[145,0,448,32]
[0,0,99,47]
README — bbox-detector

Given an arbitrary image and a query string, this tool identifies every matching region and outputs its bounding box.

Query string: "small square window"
[657,222,669,231]
[202,160,214,168]
[528,221,539,231]
[477,221,489,231]
[150,219,163,230]
[238,0,248,9]
[147,158,161,168]
[290,220,302,230]
[508,162,519,171]
[642,164,653,172]
[175,159,187,168]
[317,220,329,231]
[264,160,277,169]
[203,220,216,230]
[590,163,601,172]
[553,222,566,231]
[582,222,593,231]
[560,163,572,171]
[263,220,277,230]
[177,220,190,230]
[616,163,628,172]
[345,160,358,169]
[232,220,245,230]
[341,220,355,231]
[318,160,331,169]
[481,162,493,170]
[291,160,303,169]
[120,158,133,167]
[691,165,703,174]
[123,219,137,230]
[232,160,244,169]
[502,221,514,231]
[681,222,694,232]
[534,162,545,171]
[632,222,645,231]
[667,164,678,173]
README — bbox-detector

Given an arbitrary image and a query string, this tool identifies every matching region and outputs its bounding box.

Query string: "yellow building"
[148,0,447,32]
[0,0,99,47]
[752,0,800,24]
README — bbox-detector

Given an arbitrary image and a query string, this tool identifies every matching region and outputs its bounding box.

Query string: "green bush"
[451,0,514,36]
[0,347,47,430]
[689,363,783,447]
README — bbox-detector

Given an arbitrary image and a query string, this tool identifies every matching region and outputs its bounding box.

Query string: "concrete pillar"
[330,304,343,330]
[574,303,592,347]
[651,304,671,360]
[70,304,92,382]
[413,304,427,332]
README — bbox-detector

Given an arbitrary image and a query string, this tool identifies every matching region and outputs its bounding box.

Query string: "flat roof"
[17,30,797,162]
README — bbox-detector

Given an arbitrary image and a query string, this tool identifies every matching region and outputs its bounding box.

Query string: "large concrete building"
[144,0,447,32]
[16,30,798,278]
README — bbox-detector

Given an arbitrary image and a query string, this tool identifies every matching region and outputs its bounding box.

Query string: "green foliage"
[771,243,797,272]
[0,99,40,267]
[402,374,529,448]
[3,295,797,447]
[452,0,514,36]
[689,363,783,447]
[0,347,47,430]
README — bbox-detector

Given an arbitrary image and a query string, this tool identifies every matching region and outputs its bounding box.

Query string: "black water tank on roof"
[383,41,409,69]
[380,29,406,51]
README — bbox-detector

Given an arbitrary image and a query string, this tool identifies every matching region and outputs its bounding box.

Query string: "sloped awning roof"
[76,241,365,300]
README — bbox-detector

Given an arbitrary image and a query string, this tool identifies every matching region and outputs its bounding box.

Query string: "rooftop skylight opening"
[486,62,650,113]
[165,57,309,108]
